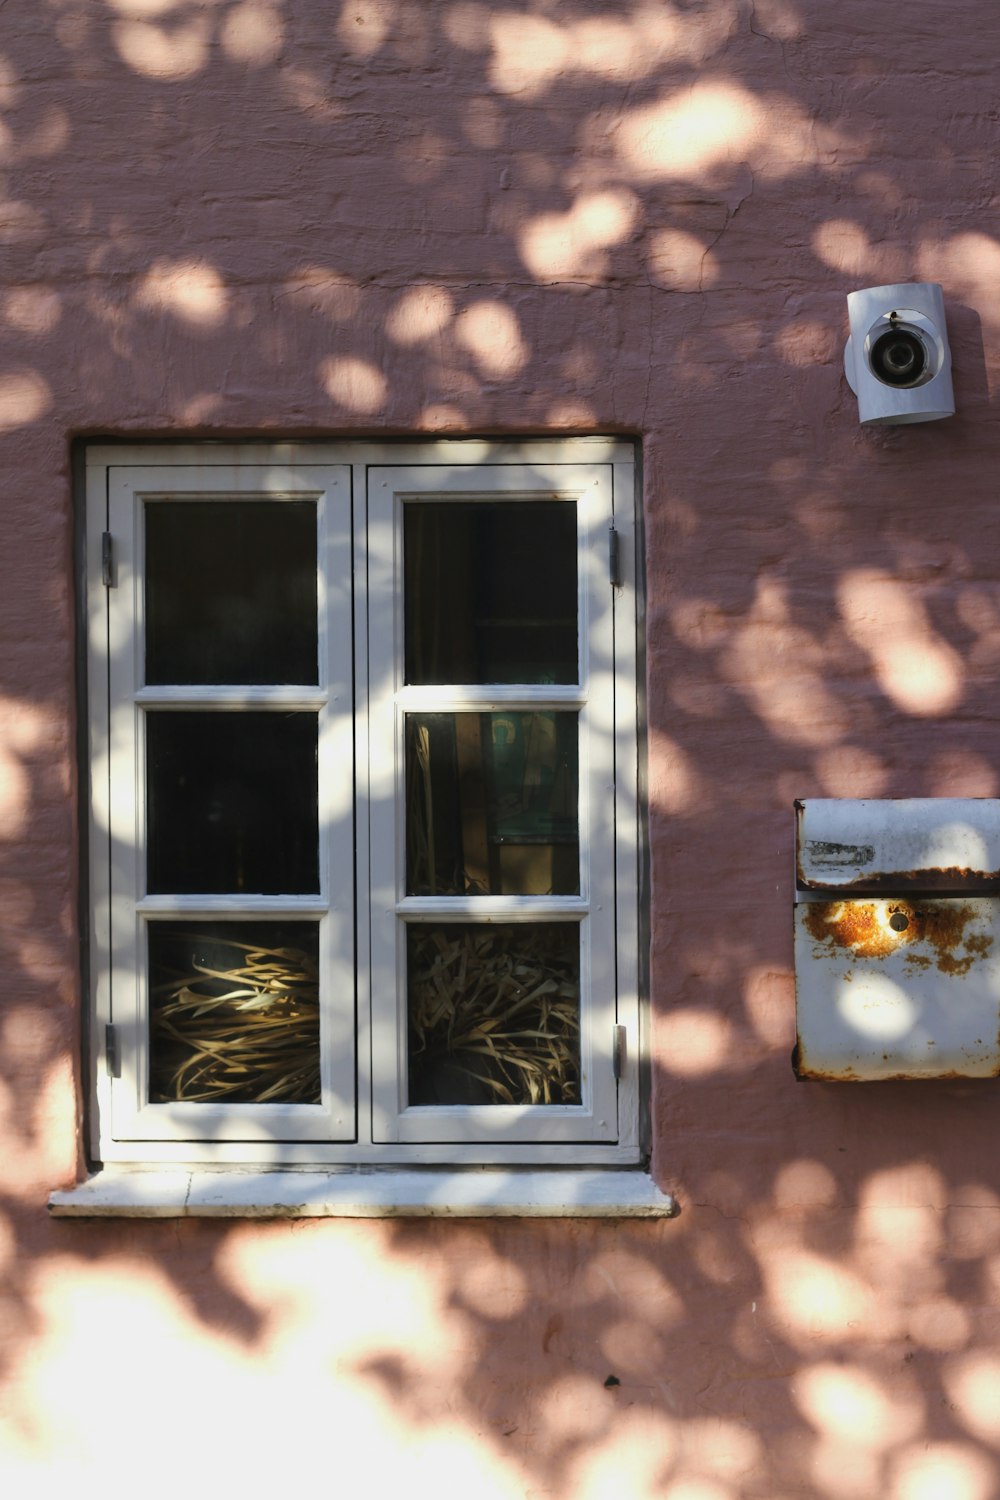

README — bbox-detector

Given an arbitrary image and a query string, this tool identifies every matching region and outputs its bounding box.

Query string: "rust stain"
[794,1037,860,1082]
[799,865,1000,892]
[803,901,896,958]
[802,900,993,975]
[796,1044,999,1083]
[946,932,996,978]
[870,1069,991,1081]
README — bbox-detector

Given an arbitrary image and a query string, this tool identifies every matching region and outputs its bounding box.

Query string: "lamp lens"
[870,328,928,387]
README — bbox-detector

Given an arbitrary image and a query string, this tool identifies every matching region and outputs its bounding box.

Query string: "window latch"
[105,1023,121,1078]
[101,532,115,588]
[612,1024,626,1079]
[608,525,621,588]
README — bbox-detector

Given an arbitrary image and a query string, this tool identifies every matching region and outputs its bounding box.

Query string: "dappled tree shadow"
[3,0,1000,1493]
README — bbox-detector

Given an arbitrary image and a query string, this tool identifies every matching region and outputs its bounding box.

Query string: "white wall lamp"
[845,282,955,425]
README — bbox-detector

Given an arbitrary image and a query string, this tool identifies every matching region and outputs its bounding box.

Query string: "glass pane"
[406,712,579,896]
[148,922,320,1104]
[407,923,580,1106]
[145,501,317,685]
[146,711,318,894]
[404,501,577,684]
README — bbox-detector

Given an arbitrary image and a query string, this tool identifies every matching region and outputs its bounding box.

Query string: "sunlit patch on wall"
[944,1352,1000,1443]
[486,5,739,97]
[742,967,796,1049]
[568,1408,684,1500]
[336,0,395,60]
[320,355,388,413]
[760,1244,895,1343]
[0,370,50,430]
[417,403,468,430]
[616,83,771,180]
[793,1359,923,1451]
[749,0,802,39]
[112,17,210,81]
[814,744,890,798]
[0,200,45,245]
[178,393,226,424]
[812,219,906,282]
[545,399,596,428]
[221,1,283,65]
[720,586,853,747]
[772,1159,838,1210]
[137,259,229,327]
[889,1441,996,1500]
[0,742,29,838]
[655,1010,731,1077]
[918,232,1000,329]
[486,14,572,96]
[454,300,528,378]
[648,730,709,816]
[774,317,837,366]
[647,229,719,293]
[519,190,638,280]
[837,569,963,716]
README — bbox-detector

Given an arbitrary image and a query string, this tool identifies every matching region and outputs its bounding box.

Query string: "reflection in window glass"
[407,923,580,1107]
[145,501,318,686]
[404,501,577,685]
[406,712,579,896]
[146,711,319,894]
[148,921,320,1104]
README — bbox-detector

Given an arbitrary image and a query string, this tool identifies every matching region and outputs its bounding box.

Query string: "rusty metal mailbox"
[794,799,1000,1080]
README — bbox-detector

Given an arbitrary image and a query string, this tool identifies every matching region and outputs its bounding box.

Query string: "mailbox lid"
[794,897,1000,1080]
[796,798,1000,891]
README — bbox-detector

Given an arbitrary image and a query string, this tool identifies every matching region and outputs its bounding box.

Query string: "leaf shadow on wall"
[3,1,1000,1495]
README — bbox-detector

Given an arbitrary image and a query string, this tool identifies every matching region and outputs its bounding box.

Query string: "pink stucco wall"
[4,2,1000,1493]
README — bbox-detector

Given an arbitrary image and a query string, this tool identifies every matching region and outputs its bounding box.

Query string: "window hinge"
[608,525,621,588]
[101,532,115,588]
[105,1023,121,1078]
[612,1024,626,1079]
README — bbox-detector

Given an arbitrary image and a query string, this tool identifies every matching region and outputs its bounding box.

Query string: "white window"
[85,440,641,1166]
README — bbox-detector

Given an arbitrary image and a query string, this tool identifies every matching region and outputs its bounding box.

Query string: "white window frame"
[85,439,641,1168]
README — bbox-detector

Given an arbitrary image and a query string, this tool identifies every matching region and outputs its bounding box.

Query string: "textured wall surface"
[4,2,1000,1495]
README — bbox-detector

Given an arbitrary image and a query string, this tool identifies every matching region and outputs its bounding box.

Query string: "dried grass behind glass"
[150,936,320,1104]
[409,925,580,1105]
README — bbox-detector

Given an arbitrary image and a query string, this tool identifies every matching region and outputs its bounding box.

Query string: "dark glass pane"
[404,501,577,684]
[407,923,580,1106]
[406,712,579,896]
[149,921,320,1104]
[145,501,317,685]
[146,712,318,894]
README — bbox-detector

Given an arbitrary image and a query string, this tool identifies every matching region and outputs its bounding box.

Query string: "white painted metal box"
[794,800,1000,1080]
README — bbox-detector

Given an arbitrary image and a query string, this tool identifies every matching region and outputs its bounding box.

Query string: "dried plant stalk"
[150,934,320,1104]
[408,924,580,1106]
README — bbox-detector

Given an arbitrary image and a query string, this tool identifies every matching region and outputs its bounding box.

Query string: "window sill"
[49,1168,678,1219]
